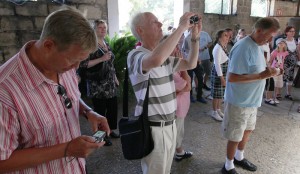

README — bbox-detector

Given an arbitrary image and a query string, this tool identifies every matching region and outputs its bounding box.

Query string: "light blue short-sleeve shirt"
[182,31,212,61]
[224,36,266,107]
[199,31,212,61]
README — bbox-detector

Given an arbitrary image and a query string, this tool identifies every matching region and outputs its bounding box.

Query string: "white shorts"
[273,75,283,88]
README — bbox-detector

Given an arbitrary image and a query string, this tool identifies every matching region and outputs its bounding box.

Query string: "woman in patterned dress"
[210,30,230,121]
[283,26,299,100]
[79,20,119,146]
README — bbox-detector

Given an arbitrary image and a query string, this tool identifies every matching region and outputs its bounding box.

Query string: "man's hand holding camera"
[85,110,111,135]
[189,14,202,41]
[178,13,202,34]
[64,111,110,160]
[64,135,105,160]
[259,67,282,79]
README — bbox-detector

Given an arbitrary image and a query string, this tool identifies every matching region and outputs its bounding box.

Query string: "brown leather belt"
[149,120,174,127]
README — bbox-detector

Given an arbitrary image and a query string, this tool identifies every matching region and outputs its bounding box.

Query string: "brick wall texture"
[0,0,107,63]
[0,0,298,63]
[190,0,298,38]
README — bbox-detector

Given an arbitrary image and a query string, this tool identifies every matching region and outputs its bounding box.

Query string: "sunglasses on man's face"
[57,84,72,109]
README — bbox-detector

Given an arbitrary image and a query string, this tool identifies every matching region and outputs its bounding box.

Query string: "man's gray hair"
[40,7,97,52]
[254,17,280,31]
[130,12,145,41]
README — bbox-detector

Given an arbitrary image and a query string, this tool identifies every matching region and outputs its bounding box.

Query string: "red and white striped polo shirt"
[0,41,85,173]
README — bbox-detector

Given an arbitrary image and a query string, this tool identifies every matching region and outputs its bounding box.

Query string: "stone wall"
[273,0,300,36]
[0,0,107,63]
[0,0,298,64]
[189,0,298,40]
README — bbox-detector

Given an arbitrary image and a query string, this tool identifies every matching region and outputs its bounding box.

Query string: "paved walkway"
[81,86,300,174]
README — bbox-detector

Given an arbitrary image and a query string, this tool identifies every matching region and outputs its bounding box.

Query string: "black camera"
[190,15,199,24]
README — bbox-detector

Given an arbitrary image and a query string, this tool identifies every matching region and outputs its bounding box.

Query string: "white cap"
[276,38,286,46]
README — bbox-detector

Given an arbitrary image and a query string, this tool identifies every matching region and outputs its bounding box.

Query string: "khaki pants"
[141,122,177,174]
[175,117,184,148]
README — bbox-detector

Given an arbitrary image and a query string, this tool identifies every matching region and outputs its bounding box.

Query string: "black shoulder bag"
[118,60,154,160]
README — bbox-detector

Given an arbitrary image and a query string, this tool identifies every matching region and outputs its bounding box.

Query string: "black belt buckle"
[149,120,174,127]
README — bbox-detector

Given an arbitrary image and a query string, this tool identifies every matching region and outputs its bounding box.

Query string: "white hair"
[130,12,145,41]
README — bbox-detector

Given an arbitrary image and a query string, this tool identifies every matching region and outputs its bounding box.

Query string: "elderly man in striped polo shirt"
[128,12,202,174]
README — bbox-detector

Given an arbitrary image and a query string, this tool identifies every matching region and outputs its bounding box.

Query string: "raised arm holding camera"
[0,8,110,173]
[128,12,202,174]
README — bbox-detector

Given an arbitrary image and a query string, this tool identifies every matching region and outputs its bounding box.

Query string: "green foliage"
[105,33,137,98]
[105,32,137,81]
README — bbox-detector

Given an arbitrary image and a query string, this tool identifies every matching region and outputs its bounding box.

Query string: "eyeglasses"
[288,30,295,33]
[57,84,72,109]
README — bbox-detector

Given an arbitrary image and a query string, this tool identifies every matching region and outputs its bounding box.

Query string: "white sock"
[234,149,244,161]
[225,157,234,170]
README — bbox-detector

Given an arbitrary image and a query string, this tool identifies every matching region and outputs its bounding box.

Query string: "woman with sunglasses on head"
[282,26,299,101]
[79,20,120,146]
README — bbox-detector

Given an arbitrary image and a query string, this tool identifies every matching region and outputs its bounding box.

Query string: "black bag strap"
[123,51,149,118]
[123,62,129,117]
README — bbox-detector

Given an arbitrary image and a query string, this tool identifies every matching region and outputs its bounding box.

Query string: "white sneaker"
[264,99,276,106]
[210,111,223,121]
[217,110,224,118]
[207,95,213,100]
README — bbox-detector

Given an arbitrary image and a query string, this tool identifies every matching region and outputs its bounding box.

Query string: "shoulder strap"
[123,51,148,118]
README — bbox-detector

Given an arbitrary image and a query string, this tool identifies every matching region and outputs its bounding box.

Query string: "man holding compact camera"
[0,8,110,173]
[128,12,202,173]
[221,17,280,174]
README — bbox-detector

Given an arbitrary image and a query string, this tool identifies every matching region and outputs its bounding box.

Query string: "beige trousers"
[141,122,177,174]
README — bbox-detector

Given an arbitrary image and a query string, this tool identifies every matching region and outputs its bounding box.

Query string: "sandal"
[276,94,282,100]
[285,94,293,101]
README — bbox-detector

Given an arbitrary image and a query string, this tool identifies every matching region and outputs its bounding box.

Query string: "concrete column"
[107,0,119,38]
[183,0,190,13]
[174,0,184,28]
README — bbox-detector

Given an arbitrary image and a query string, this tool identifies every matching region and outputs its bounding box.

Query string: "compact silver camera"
[92,130,106,143]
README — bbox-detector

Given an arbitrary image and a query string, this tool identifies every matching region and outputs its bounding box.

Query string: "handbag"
[293,65,300,88]
[118,62,154,160]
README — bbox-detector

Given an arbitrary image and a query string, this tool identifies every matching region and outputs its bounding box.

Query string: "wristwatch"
[83,108,93,119]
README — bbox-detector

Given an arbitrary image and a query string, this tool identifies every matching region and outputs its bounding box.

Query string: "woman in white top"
[282,26,299,101]
[209,30,229,121]
[234,28,246,43]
